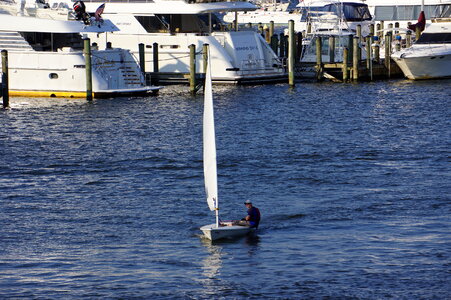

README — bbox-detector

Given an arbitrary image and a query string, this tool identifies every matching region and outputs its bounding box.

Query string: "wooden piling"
[153,42,159,85]
[342,47,349,82]
[370,24,375,38]
[366,37,373,80]
[234,12,238,31]
[279,32,286,58]
[406,31,412,48]
[385,33,392,78]
[138,43,145,75]
[189,44,196,95]
[288,20,295,87]
[296,32,303,61]
[395,36,401,51]
[329,36,335,63]
[1,50,9,108]
[373,42,380,64]
[366,37,371,69]
[384,33,391,69]
[356,25,362,61]
[269,21,274,41]
[83,38,92,101]
[271,34,279,55]
[352,36,359,81]
[203,43,209,74]
[356,25,362,43]
[347,35,353,63]
[388,23,393,36]
[315,36,322,81]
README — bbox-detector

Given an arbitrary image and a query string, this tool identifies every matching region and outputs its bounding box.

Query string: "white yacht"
[392,21,451,79]
[53,0,286,84]
[364,0,451,30]
[295,0,373,35]
[222,1,300,26]
[223,0,374,35]
[0,12,160,97]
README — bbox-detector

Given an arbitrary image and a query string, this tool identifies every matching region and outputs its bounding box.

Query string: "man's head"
[244,200,252,207]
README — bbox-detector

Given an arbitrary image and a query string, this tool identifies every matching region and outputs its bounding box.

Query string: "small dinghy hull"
[200,223,256,241]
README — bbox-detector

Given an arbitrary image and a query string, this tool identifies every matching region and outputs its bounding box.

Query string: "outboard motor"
[73,1,90,25]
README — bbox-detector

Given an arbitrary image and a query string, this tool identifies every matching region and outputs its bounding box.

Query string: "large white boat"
[223,0,374,35]
[392,21,451,79]
[49,0,285,84]
[364,0,451,30]
[223,1,300,26]
[295,0,373,35]
[0,13,160,97]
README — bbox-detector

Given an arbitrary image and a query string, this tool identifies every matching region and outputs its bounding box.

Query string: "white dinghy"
[200,49,255,241]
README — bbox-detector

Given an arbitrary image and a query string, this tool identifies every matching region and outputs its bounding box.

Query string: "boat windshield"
[374,4,450,21]
[135,14,211,33]
[300,3,372,22]
[416,33,451,44]
[19,32,83,51]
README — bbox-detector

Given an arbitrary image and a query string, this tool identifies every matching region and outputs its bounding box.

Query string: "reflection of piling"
[288,20,295,87]
[83,38,92,101]
[1,50,9,108]
[189,44,196,95]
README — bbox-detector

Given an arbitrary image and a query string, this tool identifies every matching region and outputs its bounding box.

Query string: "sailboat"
[200,50,256,241]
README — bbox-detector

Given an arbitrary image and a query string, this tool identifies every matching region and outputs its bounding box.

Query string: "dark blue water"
[1,79,450,299]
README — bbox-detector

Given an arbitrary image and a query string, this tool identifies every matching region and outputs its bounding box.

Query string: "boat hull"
[200,223,256,241]
[393,53,451,80]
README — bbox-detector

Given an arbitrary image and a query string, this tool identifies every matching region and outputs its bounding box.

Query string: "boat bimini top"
[79,0,258,15]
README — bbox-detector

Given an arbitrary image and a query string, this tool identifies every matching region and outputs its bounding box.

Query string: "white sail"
[203,53,218,212]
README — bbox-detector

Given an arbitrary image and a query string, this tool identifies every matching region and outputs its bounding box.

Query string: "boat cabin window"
[135,14,210,33]
[19,32,83,51]
[416,33,451,44]
[300,3,372,22]
[374,5,449,21]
